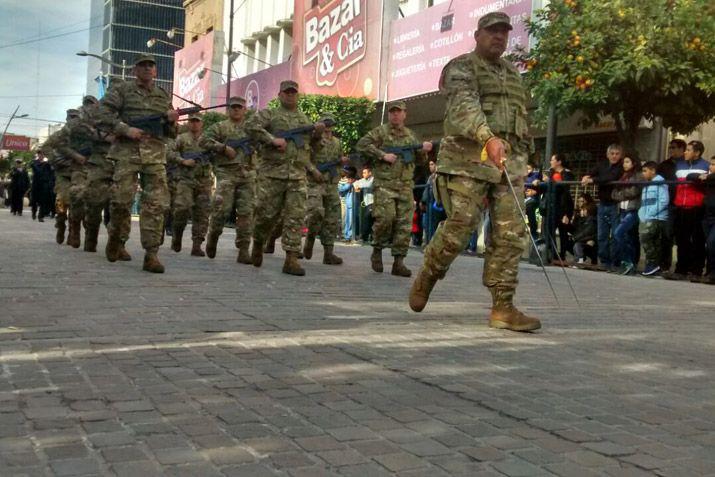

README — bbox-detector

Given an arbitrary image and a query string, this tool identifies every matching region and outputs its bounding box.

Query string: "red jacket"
[674,158,709,208]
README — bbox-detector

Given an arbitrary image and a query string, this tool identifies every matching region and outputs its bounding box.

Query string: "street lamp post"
[0,106,29,151]
[226,0,235,102]
[197,67,226,80]
[76,51,128,80]
[146,38,182,49]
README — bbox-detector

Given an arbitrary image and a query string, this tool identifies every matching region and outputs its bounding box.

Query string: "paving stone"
[44,443,90,460]
[49,458,101,476]
[373,452,427,472]
[110,461,163,477]
[100,445,147,463]
[202,446,255,465]
[317,448,368,466]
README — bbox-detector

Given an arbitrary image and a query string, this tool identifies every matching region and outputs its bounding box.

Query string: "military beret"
[478,12,513,31]
[134,53,157,66]
[387,100,407,111]
[279,80,299,92]
[228,96,246,107]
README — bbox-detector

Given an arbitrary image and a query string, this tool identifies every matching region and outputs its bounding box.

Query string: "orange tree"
[519,0,715,150]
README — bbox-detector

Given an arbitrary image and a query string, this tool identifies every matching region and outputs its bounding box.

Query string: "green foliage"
[267,94,376,153]
[0,151,33,177]
[518,0,715,146]
[201,111,228,131]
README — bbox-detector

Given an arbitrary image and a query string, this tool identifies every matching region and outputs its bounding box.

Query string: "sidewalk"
[0,208,713,476]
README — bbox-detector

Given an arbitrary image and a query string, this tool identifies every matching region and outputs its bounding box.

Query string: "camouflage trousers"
[84,160,124,239]
[253,177,306,253]
[422,173,527,306]
[372,183,413,257]
[173,173,212,243]
[639,220,667,267]
[208,167,255,248]
[305,182,341,246]
[109,161,169,253]
[54,173,72,217]
[69,169,87,224]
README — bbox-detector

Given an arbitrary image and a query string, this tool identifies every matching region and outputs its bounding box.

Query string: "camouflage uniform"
[410,12,539,331]
[200,116,255,258]
[356,121,424,259]
[304,128,344,263]
[168,131,213,250]
[246,90,318,274]
[97,66,173,271]
[60,116,90,248]
[41,128,74,244]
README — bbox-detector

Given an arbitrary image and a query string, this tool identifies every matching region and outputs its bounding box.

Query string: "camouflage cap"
[387,100,407,111]
[66,108,80,117]
[320,112,336,123]
[83,95,99,105]
[228,96,246,107]
[134,53,157,66]
[15,158,22,163]
[188,113,202,121]
[478,12,513,31]
[279,80,299,92]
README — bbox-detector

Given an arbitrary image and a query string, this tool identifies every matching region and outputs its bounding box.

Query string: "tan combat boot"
[237,245,251,264]
[371,247,383,273]
[251,241,264,267]
[67,218,81,248]
[142,252,165,273]
[117,245,132,261]
[323,245,343,265]
[409,269,438,312]
[489,306,541,332]
[282,251,305,276]
[83,225,99,253]
[303,235,316,260]
[55,215,66,244]
[191,240,205,257]
[105,235,121,262]
[205,232,219,259]
[391,256,412,277]
[171,226,184,252]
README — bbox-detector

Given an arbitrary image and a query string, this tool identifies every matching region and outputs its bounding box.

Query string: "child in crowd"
[611,155,643,275]
[571,202,597,265]
[698,156,715,284]
[638,161,669,276]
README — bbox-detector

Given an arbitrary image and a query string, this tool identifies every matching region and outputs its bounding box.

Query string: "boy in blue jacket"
[638,161,669,276]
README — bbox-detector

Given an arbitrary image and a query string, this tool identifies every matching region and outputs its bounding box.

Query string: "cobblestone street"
[1,209,714,477]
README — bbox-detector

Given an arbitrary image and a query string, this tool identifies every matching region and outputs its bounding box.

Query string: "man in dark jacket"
[696,156,715,284]
[581,144,624,271]
[9,159,30,216]
[656,139,686,272]
[30,152,54,222]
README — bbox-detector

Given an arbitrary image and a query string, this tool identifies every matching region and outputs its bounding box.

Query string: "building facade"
[85,0,186,95]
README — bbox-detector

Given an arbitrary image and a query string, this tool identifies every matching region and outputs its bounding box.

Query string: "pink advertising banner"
[225,61,293,111]
[387,0,532,101]
[172,32,218,109]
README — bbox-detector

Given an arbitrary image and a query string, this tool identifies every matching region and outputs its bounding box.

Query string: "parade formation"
[35,12,536,332]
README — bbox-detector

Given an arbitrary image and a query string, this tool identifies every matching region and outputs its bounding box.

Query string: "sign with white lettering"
[172,32,221,109]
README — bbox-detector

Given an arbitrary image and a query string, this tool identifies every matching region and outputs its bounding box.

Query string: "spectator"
[353,166,374,243]
[411,205,422,247]
[581,144,624,271]
[524,162,540,239]
[638,161,669,276]
[535,154,575,262]
[571,202,597,265]
[611,155,643,275]
[698,156,715,284]
[29,152,54,222]
[9,159,30,216]
[421,160,447,243]
[664,140,709,281]
[657,139,686,271]
[338,166,357,241]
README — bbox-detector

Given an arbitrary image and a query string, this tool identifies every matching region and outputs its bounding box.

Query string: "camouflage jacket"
[245,105,315,181]
[310,134,342,185]
[437,50,531,183]
[200,118,255,179]
[356,123,423,187]
[97,79,174,164]
[168,131,212,181]
[40,128,75,177]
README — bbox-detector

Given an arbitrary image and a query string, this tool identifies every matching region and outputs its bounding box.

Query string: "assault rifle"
[181,151,210,165]
[381,140,440,164]
[126,103,229,138]
[225,137,254,156]
[315,153,362,177]
[274,118,336,148]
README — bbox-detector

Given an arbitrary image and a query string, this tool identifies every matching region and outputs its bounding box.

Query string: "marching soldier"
[356,101,432,277]
[98,53,177,273]
[408,12,541,331]
[200,96,256,263]
[303,113,345,265]
[246,80,325,276]
[168,113,212,256]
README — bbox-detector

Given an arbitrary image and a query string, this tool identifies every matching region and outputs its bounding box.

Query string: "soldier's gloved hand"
[272,138,287,152]
[382,153,398,164]
[224,146,237,159]
[126,127,145,141]
[181,159,196,167]
[166,110,180,123]
[422,141,433,153]
[484,137,506,171]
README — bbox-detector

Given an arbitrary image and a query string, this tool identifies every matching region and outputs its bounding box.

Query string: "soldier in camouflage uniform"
[408,12,541,332]
[356,101,432,277]
[97,54,177,273]
[200,97,256,263]
[246,80,325,276]
[303,113,345,265]
[167,113,212,256]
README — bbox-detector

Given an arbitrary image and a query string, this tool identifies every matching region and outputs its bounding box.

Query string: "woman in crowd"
[612,155,643,275]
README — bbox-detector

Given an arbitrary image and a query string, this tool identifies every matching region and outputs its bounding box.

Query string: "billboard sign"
[226,61,293,110]
[173,31,222,109]
[1,134,31,151]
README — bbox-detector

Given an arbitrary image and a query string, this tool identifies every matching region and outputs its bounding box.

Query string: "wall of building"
[183,0,225,46]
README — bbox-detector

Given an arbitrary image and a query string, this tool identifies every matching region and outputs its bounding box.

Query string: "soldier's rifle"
[180,151,211,166]
[380,140,440,164]
[315,152,362,176]
[274,118,336,148]
[224,137,254,157]
[127,103,229,138]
